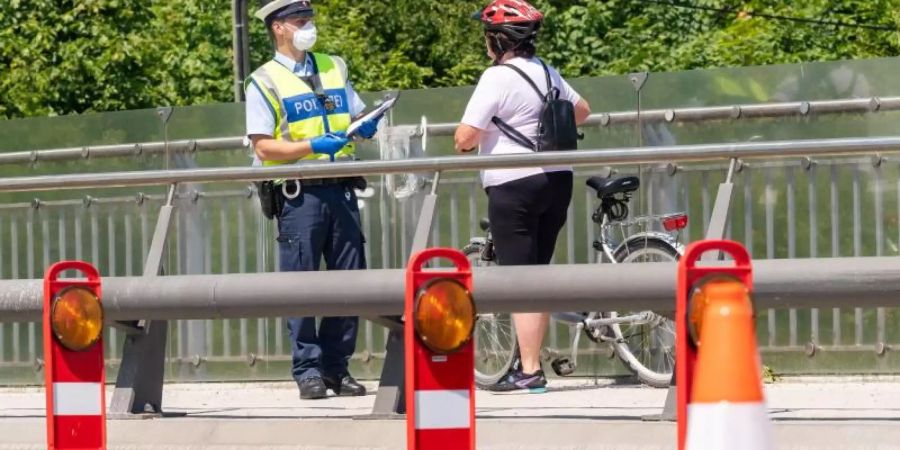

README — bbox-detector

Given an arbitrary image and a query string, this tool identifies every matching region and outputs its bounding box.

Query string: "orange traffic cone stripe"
[686,276,773,450]
[690,280,764,404]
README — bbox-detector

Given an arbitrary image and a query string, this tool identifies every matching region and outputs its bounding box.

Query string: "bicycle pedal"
[551,358,577,377]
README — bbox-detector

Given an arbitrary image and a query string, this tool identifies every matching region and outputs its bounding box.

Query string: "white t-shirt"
[461,57,582,188]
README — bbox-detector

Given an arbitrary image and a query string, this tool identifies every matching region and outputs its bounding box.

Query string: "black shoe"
[323,374,367,397]
[488,370,548,393]
[298,377,328,400]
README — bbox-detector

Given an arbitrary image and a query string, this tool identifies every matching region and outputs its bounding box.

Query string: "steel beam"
[370,171,441,416]
[2,137,900,193]
[109,184,178,418]
[701,158,739,262]
[3,257,900,323]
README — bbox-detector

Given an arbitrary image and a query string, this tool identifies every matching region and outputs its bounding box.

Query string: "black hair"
[486,31,537,62]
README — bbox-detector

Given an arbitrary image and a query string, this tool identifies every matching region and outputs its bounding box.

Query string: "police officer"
[246,0,380,400]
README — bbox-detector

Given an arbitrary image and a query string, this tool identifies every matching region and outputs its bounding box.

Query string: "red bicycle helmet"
[476,0,544,41]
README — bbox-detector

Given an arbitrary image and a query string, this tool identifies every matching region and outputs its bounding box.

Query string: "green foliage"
[0,0,159,118]
[762,365,778,384]
[1,0,899,118]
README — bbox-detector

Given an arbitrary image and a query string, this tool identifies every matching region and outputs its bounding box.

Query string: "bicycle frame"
[469,184,687,381]
[595,209,686,263]
[550,201,686,373]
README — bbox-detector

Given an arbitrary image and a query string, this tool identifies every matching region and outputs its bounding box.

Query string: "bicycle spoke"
[475,312,515,379]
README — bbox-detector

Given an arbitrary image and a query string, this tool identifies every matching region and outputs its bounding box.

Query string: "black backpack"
[491,59,580,152]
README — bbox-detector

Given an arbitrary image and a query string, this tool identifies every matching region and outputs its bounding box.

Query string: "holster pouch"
[348,176,368,191]
[256,181,284,220]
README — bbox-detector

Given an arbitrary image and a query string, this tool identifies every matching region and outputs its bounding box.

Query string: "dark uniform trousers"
[277,183,366,382]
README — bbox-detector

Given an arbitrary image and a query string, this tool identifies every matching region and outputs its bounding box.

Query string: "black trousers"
[487,171,573,266]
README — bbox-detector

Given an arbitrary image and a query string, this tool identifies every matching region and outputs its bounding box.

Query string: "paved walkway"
[1,378,899,449]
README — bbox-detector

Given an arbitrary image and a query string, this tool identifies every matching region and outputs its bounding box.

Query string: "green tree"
[1,0,899,119]
[0,0,160,118]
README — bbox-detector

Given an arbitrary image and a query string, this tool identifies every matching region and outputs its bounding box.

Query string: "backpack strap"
[537,58,559,100]
[489,60,555,152]
[491,116,536,151]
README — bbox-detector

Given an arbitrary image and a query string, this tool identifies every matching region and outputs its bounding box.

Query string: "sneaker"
[488,369,548,393]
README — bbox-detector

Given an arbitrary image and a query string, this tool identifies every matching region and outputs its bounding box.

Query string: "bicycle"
[465,175,688,388]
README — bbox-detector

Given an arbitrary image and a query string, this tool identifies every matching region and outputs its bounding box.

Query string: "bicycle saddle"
[586,176,640,198]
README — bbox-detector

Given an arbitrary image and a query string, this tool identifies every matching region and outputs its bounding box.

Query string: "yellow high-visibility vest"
[247,53,355,165]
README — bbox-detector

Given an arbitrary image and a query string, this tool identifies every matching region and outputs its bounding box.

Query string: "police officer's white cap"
[254,0,314,22]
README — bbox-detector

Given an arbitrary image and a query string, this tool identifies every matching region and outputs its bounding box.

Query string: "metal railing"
[2,137,900,192]
[2,137,900,384]
[425,97,900,135]
[3,96,899,166]
[2,257,900,323]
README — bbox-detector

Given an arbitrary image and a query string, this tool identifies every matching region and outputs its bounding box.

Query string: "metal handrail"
[424,97,900,136]
[2,96,899,166]
[0,137,245,166]
[2,257,900,322]
[1,136,900,193]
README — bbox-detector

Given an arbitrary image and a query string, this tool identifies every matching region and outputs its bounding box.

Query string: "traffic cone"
[685,281,774,450]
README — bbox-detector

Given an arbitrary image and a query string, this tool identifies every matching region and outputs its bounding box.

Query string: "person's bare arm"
[250,135,314,161]
[574,99,591,125]
[454,124,483,153]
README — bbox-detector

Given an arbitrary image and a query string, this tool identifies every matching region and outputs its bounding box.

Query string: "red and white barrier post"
[405,248,476,450]
[43,261,106,450]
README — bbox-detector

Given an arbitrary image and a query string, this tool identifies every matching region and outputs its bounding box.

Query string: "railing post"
[109,184,180,419]
[648,158,740,422]
[368,171,442,417]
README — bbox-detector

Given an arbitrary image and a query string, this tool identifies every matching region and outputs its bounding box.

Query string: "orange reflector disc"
[51,287,103,351]
[414,278,476,354]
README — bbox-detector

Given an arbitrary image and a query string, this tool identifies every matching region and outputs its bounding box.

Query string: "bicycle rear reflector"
[414,278,476,354]
[51,286,104,352]
[687,276,750,346]
[663,214,689,232]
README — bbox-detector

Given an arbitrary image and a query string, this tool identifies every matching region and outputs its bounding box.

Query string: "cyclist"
[454,0,591,391]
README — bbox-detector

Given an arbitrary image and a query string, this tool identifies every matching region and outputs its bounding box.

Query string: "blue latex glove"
[356,115,382,140]
[310,132,349,161]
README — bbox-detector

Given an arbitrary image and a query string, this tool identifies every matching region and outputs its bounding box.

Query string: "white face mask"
[290,22,317,51]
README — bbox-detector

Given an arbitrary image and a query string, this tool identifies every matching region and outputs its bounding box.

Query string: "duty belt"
[279,156,357,200]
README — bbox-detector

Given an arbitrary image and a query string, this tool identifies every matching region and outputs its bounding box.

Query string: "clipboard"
[346,91,401,138]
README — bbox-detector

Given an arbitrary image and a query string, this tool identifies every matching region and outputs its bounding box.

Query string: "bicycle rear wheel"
[609,237,678,388]
[464,242,519,388]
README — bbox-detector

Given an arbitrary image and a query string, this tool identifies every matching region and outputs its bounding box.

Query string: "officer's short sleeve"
[346,82,367,118]
[245,81,276,138]
[334,56,367,117]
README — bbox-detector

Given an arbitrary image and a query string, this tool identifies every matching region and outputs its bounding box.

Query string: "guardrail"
[3,96,899,166]
[1,156,894,382]
[2,136,900,192]
[425,97,900,136]
[1,257,900,323]
[3,134,900,415]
